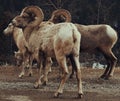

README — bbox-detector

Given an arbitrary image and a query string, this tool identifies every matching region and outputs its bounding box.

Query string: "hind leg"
[69,55,75,79]
[42,57,52,85]
[54,55,69,98]
[100,48,117,79]
[73,55,83,98]
[100,59,111,79]
[106,50,117,79]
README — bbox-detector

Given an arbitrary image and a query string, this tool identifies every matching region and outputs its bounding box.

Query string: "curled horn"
[20,6,44,27]
[49,9,71,24]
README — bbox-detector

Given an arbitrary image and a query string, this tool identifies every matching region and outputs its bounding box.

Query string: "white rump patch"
[106,25,117,38]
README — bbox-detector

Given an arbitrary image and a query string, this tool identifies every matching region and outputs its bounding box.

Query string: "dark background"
[0,0,120,65]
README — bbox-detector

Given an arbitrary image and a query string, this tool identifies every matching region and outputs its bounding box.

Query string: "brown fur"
[73,24,117,79]
[12,6,83,98]
[49,9,71,24]
[4,23,27,53]
[49,9,118,80]
[4,23,32,77]
[75,24,117,51]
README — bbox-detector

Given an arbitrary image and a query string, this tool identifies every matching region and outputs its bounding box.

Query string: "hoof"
[26,66,29,69]
[69,74,73,79]
[34,85,39,89]
[103,75,112,80]
[54,92,62,98]
[42,81,47,86]
[34,82,40,89]
[19,74,24,78]
[77,93,83,99]
[100,75,112,80]
[28,73,32,77]
[48,69,52,73]
[100,75,106,79]
[19,72,25,78]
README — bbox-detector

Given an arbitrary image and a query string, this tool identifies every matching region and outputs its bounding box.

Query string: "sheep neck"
[13,27,20,43]
[23,26,34,42]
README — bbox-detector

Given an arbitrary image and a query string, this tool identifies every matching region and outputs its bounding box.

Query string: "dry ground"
[0,65,120,101]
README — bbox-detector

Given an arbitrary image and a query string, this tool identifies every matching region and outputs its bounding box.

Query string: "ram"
[50,9,118,80]
[4,23,32,78]
[12,6,83,98]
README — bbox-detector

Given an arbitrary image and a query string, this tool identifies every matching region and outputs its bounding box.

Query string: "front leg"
[19,61,25,78]
[27,57,33,77]
[34,63,42,88]
[34,54,45,88]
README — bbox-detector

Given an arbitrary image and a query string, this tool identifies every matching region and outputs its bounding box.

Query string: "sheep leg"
[73,55,83,98]
[69,67,74,79]
[54,56,69,98]
[69,55,75,79]
[105,51,117,79]
[27,57,33,77]
[19,54,30,78]
[100,60,110,79]
[19,61,25,78]
[100,49,117,79]
[48,58,52,73]
[34,61,42,88]
[42,58,52,85]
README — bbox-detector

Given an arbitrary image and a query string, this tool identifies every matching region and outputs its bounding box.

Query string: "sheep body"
[4,23,32,77]
[12,6,83,98]
[49,9,118,79]
[69,24,117,79]
[75,24,117,51]
[33,22,82,97]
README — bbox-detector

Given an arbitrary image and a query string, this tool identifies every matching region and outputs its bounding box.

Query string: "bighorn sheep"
[12,6,83,98]
[50,9,118,80]
[3,23,33,77]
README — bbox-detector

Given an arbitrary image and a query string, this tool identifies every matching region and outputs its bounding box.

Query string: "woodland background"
[0,0,120,66]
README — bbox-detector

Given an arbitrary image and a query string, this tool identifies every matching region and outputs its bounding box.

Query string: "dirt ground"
[0,65,120,101]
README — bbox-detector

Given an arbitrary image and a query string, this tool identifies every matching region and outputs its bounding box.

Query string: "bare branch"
[97,0,102,24]
[107,2,116,10]
[48,0,58,9]
[61,0,68,8]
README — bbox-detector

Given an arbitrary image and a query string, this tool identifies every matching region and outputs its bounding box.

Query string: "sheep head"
[49,9,71,24]
[12,6,44,28]
[4,23,14,35]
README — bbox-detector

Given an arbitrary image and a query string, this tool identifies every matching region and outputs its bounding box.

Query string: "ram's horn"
[20,6,44,27]
[49,9,71,23]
